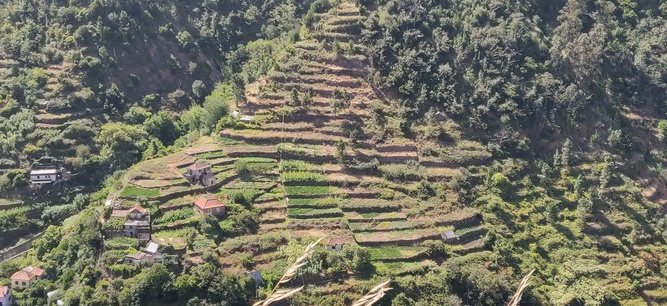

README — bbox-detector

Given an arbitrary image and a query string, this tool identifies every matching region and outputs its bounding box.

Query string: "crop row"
[287,207,343,218]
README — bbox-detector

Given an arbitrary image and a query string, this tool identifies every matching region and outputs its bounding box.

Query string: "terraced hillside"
[219,2,490,275]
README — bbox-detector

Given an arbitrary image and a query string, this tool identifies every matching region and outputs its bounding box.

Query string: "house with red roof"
[193,195,227,218]
[10,266,44,290]
[0,285,13,306]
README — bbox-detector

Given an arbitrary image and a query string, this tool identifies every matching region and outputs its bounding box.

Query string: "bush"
[379,164,417,180]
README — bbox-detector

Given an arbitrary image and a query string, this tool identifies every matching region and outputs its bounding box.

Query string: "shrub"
[219,232,288,255]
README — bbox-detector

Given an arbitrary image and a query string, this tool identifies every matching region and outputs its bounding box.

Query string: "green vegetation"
[235,158,277,175]
[284,185,331,195]
[287,197,338,208]
[280,160,320,172]
[287,207,343,218]
[282,171,327,183]
[6,0,667,305]
[154,207,195,225]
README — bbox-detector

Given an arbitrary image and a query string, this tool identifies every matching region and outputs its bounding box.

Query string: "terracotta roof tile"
[129,206,146,214]
[11,266,44,281]
[194,195,226,210]
[0,286,8,297]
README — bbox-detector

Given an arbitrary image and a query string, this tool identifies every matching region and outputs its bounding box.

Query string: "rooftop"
[129,206,146,214]
[11,266,44,281]
[327,236,354,246]
[124,219,150,226]
[30,169,58,175]
[441,230,457,240]
[0,286,8,298]
[194,195,226,210]
[143,242,159,254]
[188,162,211,171]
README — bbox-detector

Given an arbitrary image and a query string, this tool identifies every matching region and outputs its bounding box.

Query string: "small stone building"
[441,230,457,241]
[112,206,151,243]
[185,162,216,187]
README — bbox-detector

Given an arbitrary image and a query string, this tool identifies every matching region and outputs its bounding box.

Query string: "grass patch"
[104,237,139,250]
[219,232,288,255]
[154,207,195,225]
[349,221,414,232]
[280,160,321,172]
[236,159,277,175]
[193,151,227,159]
[119,186,159,198]
[365,246,427,260]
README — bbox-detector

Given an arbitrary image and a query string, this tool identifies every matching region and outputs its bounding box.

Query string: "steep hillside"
[0,0,311,250]
[4,0,667,306]
[0,0,311,175]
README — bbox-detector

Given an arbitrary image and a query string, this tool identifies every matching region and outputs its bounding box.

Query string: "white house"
[0,286,13,306]
[29,169,59,184]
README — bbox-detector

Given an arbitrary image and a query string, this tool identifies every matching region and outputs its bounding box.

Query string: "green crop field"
[366,246,428,260]
[287,197,339,208]
[284,185,330,195]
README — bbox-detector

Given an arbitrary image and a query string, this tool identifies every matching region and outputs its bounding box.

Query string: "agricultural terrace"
[99,1,492,296]
[211,1,493,278]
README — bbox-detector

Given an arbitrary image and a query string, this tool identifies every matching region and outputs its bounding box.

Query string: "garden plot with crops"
[281,160,343,221]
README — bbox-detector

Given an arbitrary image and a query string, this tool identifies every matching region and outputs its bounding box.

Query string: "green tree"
[96,123,149,169]
[658,120,667,142]
[330,89,351,118]
[335,139,347,164]
[144,111,182,146]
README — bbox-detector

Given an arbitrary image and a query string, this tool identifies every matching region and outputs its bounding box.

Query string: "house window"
[22,282,26,286]
[216,207,220,213]
[14,281,18,285]
[129,226,133,229]
[208,209,212,214]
